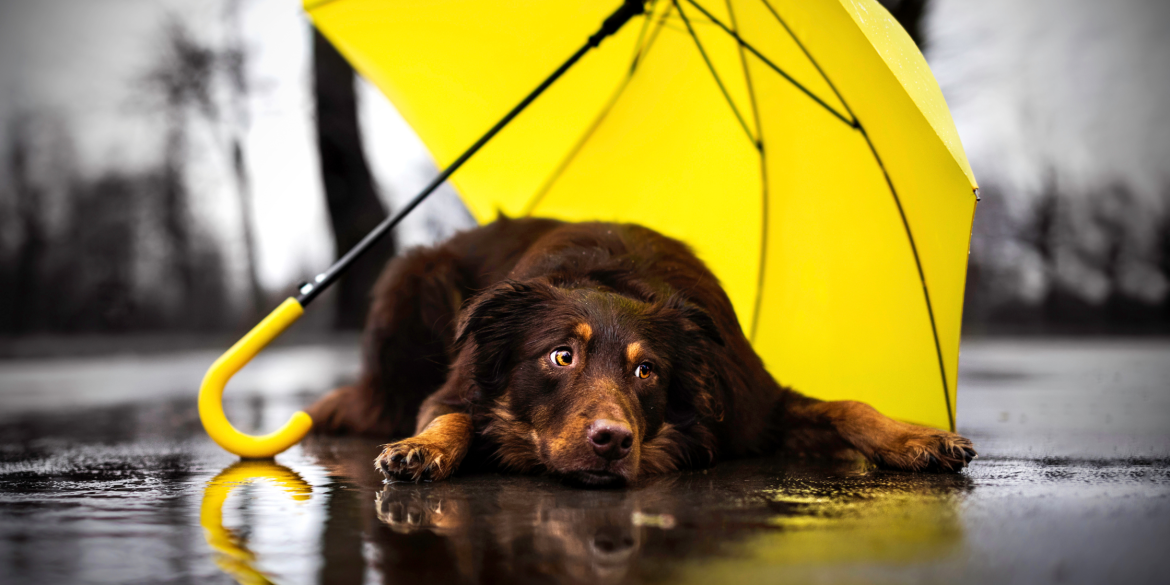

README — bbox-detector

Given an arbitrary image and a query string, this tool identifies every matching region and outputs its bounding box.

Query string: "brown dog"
[307,217,975,486]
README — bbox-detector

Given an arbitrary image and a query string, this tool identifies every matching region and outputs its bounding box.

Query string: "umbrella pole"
[199,0,647,459]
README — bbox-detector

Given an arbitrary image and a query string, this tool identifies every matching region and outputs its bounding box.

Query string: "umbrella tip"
[588,0,646,48]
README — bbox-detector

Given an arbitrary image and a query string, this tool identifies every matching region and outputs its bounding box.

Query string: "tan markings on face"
[536,374,646,479]
[574,322,592,342]
[626,342,643,365]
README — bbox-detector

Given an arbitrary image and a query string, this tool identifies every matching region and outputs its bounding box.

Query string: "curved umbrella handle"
[198,297,313,458]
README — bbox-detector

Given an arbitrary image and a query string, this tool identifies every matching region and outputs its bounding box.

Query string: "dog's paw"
[872,428,977,473]
[375,489,430,531]
[375,486,468,535]
[375,438,455,482]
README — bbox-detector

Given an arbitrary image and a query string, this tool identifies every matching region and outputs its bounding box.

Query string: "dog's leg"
[375,412,473,482]
[375,382,474,482]
[307,246,467,436]
[778,393,976,472]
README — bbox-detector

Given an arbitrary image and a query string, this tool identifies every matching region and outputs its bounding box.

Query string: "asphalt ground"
[0,338,1167,584]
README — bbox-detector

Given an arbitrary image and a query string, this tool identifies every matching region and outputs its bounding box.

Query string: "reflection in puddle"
[705,472,968,580]
[193,445,971,585]
[371,480,648,584]
[358,460,971,584]
[200,461,313,585]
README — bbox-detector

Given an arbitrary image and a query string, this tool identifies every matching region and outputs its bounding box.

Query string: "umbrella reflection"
[200,461,313,585]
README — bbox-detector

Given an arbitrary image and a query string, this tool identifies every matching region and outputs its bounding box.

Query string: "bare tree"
[141,20,214,319]
[223,0,264,319]
[142,15,263,324]
[5,117,48,333]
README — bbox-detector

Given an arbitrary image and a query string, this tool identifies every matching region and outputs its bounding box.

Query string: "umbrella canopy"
[305,0,978,432]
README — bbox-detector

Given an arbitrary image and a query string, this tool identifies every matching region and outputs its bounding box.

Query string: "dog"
[306,217,976,486]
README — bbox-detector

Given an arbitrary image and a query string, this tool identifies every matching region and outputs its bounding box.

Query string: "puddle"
[1,340,1168,583]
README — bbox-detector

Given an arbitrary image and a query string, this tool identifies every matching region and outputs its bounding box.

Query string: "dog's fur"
[307,217,975,486]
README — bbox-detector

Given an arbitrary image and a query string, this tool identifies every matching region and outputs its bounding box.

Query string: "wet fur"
[307,217,975,485]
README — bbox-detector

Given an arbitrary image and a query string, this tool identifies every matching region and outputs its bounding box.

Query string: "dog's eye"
[635,363,652,379]
[551,348,573,367]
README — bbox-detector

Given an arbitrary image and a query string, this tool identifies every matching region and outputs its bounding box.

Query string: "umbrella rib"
[757,0,954,431]
[628,0,662,72]
[673,0,757,146]
[858,125,956,432]
[724,0,763,144]
[724,0,769,342]
[521,4,672,216]
[758,0,857,123]
[682,0,855,128]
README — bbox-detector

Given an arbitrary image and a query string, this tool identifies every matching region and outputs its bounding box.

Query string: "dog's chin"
[560,469,630,488]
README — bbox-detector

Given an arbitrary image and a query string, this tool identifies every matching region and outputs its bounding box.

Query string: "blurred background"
[0,0,1167,347]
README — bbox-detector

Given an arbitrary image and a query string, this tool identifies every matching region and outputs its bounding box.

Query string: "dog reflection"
[375,484,471,536]
[360,457,972,583]
[373,481,662,584]
[530,504,641,584]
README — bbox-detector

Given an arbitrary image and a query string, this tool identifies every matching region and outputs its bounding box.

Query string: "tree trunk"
[231,139,265,320]
[312,28,393,330]
[225,0,265,321]
[7,118,46,333]
[162,114,195,320]
[878,0,930,48]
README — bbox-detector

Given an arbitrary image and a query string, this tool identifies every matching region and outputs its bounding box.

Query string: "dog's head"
[454,279,724,487]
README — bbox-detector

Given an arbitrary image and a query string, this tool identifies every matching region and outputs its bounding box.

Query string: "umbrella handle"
[198,298,313,458]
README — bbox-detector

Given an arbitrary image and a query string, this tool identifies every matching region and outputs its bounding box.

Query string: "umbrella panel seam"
[858,126,956,432]
[724,0,770,342]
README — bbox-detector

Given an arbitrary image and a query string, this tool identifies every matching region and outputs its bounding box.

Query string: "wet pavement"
[0,338,1167,584]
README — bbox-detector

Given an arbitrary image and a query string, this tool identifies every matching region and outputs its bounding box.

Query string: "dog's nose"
[588,419,633,460]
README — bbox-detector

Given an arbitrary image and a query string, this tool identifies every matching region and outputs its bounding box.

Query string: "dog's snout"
[592,527,636,554]
[588,419,633,460]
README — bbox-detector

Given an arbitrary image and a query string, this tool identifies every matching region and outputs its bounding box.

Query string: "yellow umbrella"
[198,0,977,458]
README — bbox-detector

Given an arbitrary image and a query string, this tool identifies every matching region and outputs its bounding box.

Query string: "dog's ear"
[651,295,727,440]
[658,295,724,347]
[455,279,560,395]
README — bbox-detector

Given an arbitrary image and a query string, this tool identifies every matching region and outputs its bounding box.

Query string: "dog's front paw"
[375,438,456,482]
[375,486,468,535]
[374,414,473,483]
[872,428,977,473]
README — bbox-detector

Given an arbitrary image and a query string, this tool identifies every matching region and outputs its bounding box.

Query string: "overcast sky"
[928,0,1170,214]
